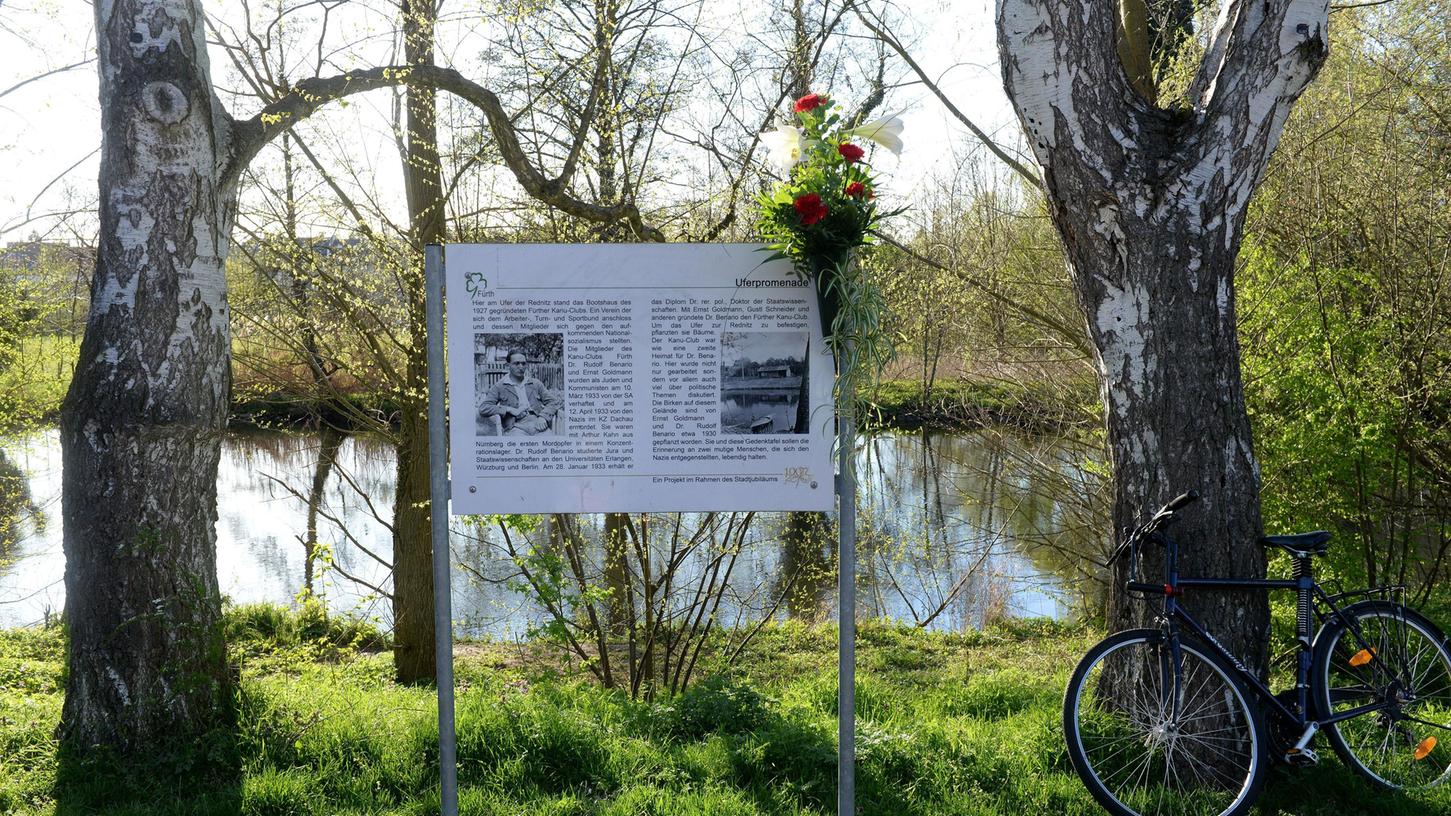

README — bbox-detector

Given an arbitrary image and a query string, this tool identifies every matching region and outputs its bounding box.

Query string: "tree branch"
[1190,0,1328,121]
[850,0,1042,190]
[1180,0,1328,213]
[0,58,95,100]
[873,230,1091,358]
[224,64,662,239]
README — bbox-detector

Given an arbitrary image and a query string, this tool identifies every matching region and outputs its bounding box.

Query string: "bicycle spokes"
[1321,608,1451,788]
[1069,635,1260,815]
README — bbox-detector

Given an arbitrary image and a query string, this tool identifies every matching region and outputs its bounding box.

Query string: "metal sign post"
[837,342,856,816]
[424,244,460,816]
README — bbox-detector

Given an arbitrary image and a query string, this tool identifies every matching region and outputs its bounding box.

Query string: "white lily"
[761,124,806,173]
[845,114,905,156]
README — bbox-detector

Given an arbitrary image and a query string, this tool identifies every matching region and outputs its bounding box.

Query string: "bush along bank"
[862,378,1098,434]
[227,376,1099,435]
[3,358,1093,436]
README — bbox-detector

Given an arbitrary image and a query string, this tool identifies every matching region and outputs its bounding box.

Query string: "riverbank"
[3,606,1441,815]
[1,331,1094,436]
[863,378,1096,433]
[227,377,1099,434]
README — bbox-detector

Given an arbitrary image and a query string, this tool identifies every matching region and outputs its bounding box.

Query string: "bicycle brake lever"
[1108,540,1132,564]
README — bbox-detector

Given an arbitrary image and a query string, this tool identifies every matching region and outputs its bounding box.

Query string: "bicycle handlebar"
[1110,490,1201,565]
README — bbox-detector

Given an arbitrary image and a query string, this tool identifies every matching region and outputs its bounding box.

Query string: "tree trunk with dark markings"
[64,0,660,752]
[61,0,235,751]
[995,0,1330,676]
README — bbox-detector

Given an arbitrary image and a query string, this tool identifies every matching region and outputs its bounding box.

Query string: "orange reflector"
[1350,648,1376,667]
[1415,737,1437,761]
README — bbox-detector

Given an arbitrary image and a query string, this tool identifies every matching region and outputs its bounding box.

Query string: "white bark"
[995,0,1328,672]
[62,0,236,751]
[63,0,665,752]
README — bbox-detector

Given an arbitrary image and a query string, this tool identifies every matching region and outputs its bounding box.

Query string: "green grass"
[2,610,1449,814]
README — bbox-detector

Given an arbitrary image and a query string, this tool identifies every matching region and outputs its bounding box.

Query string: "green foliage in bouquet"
[756,92,904,400]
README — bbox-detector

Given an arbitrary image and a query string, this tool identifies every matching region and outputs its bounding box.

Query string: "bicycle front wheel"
[1313,601,1451,789]
[1064,629,1266,816]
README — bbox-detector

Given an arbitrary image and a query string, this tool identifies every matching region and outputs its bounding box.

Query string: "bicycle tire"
[1064,629,1268,816]
[1312,601,1451,790]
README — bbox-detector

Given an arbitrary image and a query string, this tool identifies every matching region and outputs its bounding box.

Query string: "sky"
[0,0,1026,246]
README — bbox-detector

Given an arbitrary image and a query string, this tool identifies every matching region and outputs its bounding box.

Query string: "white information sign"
[445,243,835,514]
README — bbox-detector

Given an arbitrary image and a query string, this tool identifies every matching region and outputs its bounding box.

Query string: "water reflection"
[0,436,62,623]
[855,429,1107,628]
[721,393,801,435]
[0,427,1106,633]
[0,450,41,576]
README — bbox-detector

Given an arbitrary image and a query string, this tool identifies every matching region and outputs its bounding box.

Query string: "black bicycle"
[1063,491,1451,816]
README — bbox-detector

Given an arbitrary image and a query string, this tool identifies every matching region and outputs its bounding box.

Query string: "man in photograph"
[479,349,563,436]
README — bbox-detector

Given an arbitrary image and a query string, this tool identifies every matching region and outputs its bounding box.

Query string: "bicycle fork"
[1153,603,1186,748]
[1145,620,1183,752]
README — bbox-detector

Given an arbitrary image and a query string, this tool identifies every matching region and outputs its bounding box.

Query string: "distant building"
[758,364,793,378]
[303,236,366,257]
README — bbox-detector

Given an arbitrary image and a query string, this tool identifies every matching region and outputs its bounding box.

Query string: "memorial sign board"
[445,243,834,513]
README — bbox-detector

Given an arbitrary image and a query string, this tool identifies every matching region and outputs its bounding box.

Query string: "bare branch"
[225,64,663,239]
[0,58,95,100]
[17,147,101,230]
[849,1,1042,190]
[873,230,1092,358]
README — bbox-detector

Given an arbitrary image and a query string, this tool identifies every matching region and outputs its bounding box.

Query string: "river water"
[0,428,1106,634]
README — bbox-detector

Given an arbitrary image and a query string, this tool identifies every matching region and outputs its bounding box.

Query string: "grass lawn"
[3,609,1447,815]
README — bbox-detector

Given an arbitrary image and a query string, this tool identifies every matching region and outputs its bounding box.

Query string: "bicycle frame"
[1126,530,1402,735]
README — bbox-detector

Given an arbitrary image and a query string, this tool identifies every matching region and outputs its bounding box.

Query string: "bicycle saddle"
[1259,530,1331,556]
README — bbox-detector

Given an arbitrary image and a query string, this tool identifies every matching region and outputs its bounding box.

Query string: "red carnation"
[794,93,826,113]
[794,193,829,225]
[845,181,869,198]
[838,142,865,163]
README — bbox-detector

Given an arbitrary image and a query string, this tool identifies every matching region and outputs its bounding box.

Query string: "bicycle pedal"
[1284,747,1320,767]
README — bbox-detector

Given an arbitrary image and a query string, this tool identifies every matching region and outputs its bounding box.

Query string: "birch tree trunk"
[60,0,236,750]
[996,0,1329,672]
[62,0,658,750]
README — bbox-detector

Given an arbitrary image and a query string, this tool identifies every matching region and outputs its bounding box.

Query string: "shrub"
[666,675,774,740]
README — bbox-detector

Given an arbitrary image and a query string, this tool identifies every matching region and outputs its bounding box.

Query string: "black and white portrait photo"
[475,333,566,437]
[719,331,809,434]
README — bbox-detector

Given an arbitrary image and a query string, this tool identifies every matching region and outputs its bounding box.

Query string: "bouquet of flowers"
[756,92,902,362]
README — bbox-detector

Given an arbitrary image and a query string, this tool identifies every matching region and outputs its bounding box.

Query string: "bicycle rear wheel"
[1312,601,1451,789]
[1064,629,1266,816]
